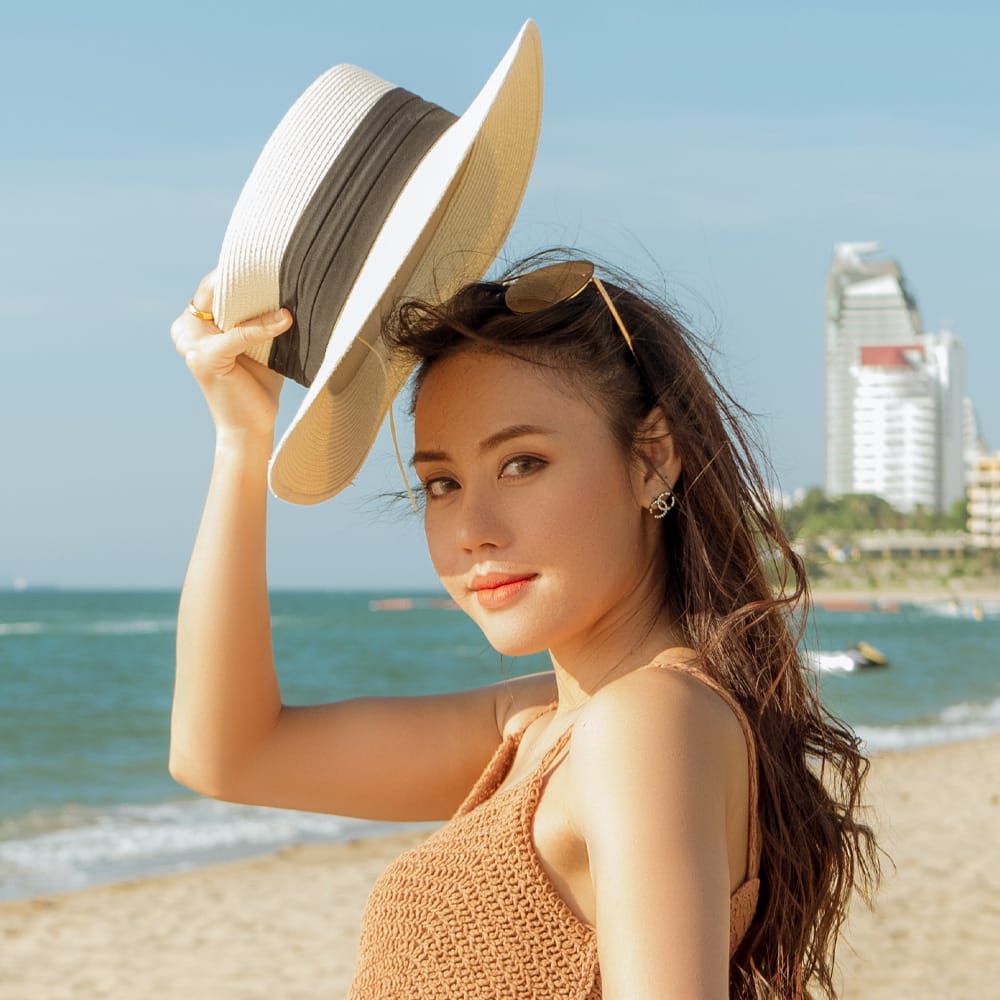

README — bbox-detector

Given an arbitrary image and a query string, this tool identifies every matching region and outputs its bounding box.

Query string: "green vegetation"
[798,549,1000,592]
[776,490,999,592]
[781,489,968,540]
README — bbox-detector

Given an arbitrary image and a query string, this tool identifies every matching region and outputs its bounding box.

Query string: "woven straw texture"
[270,22,543,503]
[213,65,395,343]
[208,22,543,503]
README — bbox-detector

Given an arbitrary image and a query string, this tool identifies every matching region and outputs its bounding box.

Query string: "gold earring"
[648,489,676,519]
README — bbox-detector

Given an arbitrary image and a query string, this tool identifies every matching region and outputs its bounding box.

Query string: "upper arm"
[569,670,748,1000]
[182,669,556,822]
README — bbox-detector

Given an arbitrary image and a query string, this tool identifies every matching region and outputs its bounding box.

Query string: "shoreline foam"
[2,735,998,998]
[0,801,434,904]
[3,697,998,904]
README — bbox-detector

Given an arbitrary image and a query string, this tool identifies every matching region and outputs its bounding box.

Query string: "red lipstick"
[470,573,536,610]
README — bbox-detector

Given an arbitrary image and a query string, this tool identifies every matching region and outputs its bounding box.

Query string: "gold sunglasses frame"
[502,260,637,356]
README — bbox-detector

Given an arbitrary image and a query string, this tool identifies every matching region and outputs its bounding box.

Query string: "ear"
[631,406,682,504]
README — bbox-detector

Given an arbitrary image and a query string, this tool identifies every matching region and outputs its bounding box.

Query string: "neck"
[547,594,688,714]
[545,523,688,713]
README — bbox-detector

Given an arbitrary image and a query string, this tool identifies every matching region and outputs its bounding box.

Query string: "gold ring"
[187,301,215,322]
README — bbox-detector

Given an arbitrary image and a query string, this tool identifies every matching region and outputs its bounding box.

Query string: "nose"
[454,484,509,553]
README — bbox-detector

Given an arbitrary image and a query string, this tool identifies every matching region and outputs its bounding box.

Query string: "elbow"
[167,709,282,802]
[168,747,214,797]
[168,743,238,801]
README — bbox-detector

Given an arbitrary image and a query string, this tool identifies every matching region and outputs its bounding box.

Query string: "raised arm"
[168,273,555,821]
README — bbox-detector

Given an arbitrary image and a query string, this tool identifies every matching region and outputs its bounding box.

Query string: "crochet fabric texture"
[345,664,760,999]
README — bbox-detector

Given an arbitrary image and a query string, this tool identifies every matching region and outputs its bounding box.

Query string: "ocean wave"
[3,699,999,901]
[803,650,859,673]
[803,648,888,673]
[86,618,177,635]
[856,697,1000,752]
[913,599,1000,620]
[0,618,177,639]
[0,799,419,902]
[0,622,44,637]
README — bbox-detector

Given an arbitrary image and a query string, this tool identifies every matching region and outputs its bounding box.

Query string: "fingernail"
[268,309,289,327]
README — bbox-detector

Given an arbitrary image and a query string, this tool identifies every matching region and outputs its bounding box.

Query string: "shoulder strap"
[521,721,575,812]
[644,660,761,878]
[511,700,559,741]
[536,721,574,772]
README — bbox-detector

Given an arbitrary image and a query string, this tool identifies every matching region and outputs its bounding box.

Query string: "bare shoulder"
[491,669,559,738]
[570,662,749,788]
[566,664,751,993]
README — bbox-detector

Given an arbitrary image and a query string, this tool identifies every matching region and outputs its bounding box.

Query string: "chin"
[485,636,549,659]
[474,620,551,659]
[448,588,557,659]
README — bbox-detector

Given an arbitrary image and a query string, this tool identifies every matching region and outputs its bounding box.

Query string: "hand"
[170,270,293,440]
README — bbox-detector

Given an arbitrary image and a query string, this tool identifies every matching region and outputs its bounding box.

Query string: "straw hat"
[211,21,543,504]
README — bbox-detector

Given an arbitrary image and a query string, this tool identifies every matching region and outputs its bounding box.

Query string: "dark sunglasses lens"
[504,260,595,314]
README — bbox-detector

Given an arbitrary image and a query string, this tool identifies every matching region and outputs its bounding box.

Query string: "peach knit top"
[346,664,760,999]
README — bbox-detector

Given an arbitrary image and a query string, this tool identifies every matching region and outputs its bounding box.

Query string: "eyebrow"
[411,424,556,466]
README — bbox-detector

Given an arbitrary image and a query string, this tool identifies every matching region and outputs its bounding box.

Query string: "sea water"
[1,590,998,900]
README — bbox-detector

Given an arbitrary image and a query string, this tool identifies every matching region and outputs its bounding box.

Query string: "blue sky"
[2,0,997,588]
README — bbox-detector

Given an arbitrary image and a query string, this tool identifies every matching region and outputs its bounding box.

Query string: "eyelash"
[421,455,547,501]
[422,476,458,500]
[501,455,545,478]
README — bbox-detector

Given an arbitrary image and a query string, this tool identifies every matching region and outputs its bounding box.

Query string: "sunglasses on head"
[502,260,637,357]
[393,262,641,513]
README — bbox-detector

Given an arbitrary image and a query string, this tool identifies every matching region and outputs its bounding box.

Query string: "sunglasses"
[502,260,637,357]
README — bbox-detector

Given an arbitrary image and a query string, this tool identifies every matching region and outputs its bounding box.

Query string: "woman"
[170,254,878,998]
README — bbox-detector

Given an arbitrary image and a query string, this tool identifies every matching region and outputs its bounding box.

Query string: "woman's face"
[413,349,667,661]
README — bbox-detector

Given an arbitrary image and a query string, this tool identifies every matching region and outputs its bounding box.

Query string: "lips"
[469,572,536,610]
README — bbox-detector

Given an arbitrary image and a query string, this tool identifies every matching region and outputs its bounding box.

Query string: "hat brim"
[250,22,542,504]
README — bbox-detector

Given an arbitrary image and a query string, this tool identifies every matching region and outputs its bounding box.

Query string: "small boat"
[803,642,888,673]
[853,641,888,667]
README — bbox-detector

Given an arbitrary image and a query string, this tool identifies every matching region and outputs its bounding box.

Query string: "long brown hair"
[386,250,880,998]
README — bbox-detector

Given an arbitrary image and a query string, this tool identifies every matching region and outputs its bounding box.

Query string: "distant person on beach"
[170,255,878,998]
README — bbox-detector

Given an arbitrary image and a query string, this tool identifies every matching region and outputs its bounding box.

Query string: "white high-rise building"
[825,243,969,513]
[825,243,922,499]
[851,345,938,511]
[926,328,966,512]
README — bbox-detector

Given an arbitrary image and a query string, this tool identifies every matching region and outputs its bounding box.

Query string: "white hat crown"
[211,21,543,504]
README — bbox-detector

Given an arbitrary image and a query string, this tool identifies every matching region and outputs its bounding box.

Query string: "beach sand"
[834,734,1000,999]
[809,583,1000,608]
[2,736,998,999]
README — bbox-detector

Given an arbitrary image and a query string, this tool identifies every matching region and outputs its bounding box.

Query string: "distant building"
[963,398,990,483]
[968,453,1000,548]
[929,328,968,511]
[825,243,970,513]
[851,345,939,511]
[851,531,970,559]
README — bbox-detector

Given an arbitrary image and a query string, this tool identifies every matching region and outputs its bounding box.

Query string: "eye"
[499,455,546,479]
[422,475,460,500]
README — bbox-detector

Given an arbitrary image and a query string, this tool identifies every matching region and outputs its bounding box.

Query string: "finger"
[222,308,293,355]
[191,269,218,313]
[169,310,204,349]
[184,309,292,376]
[170,303,219,355]
[169,304,217,353]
